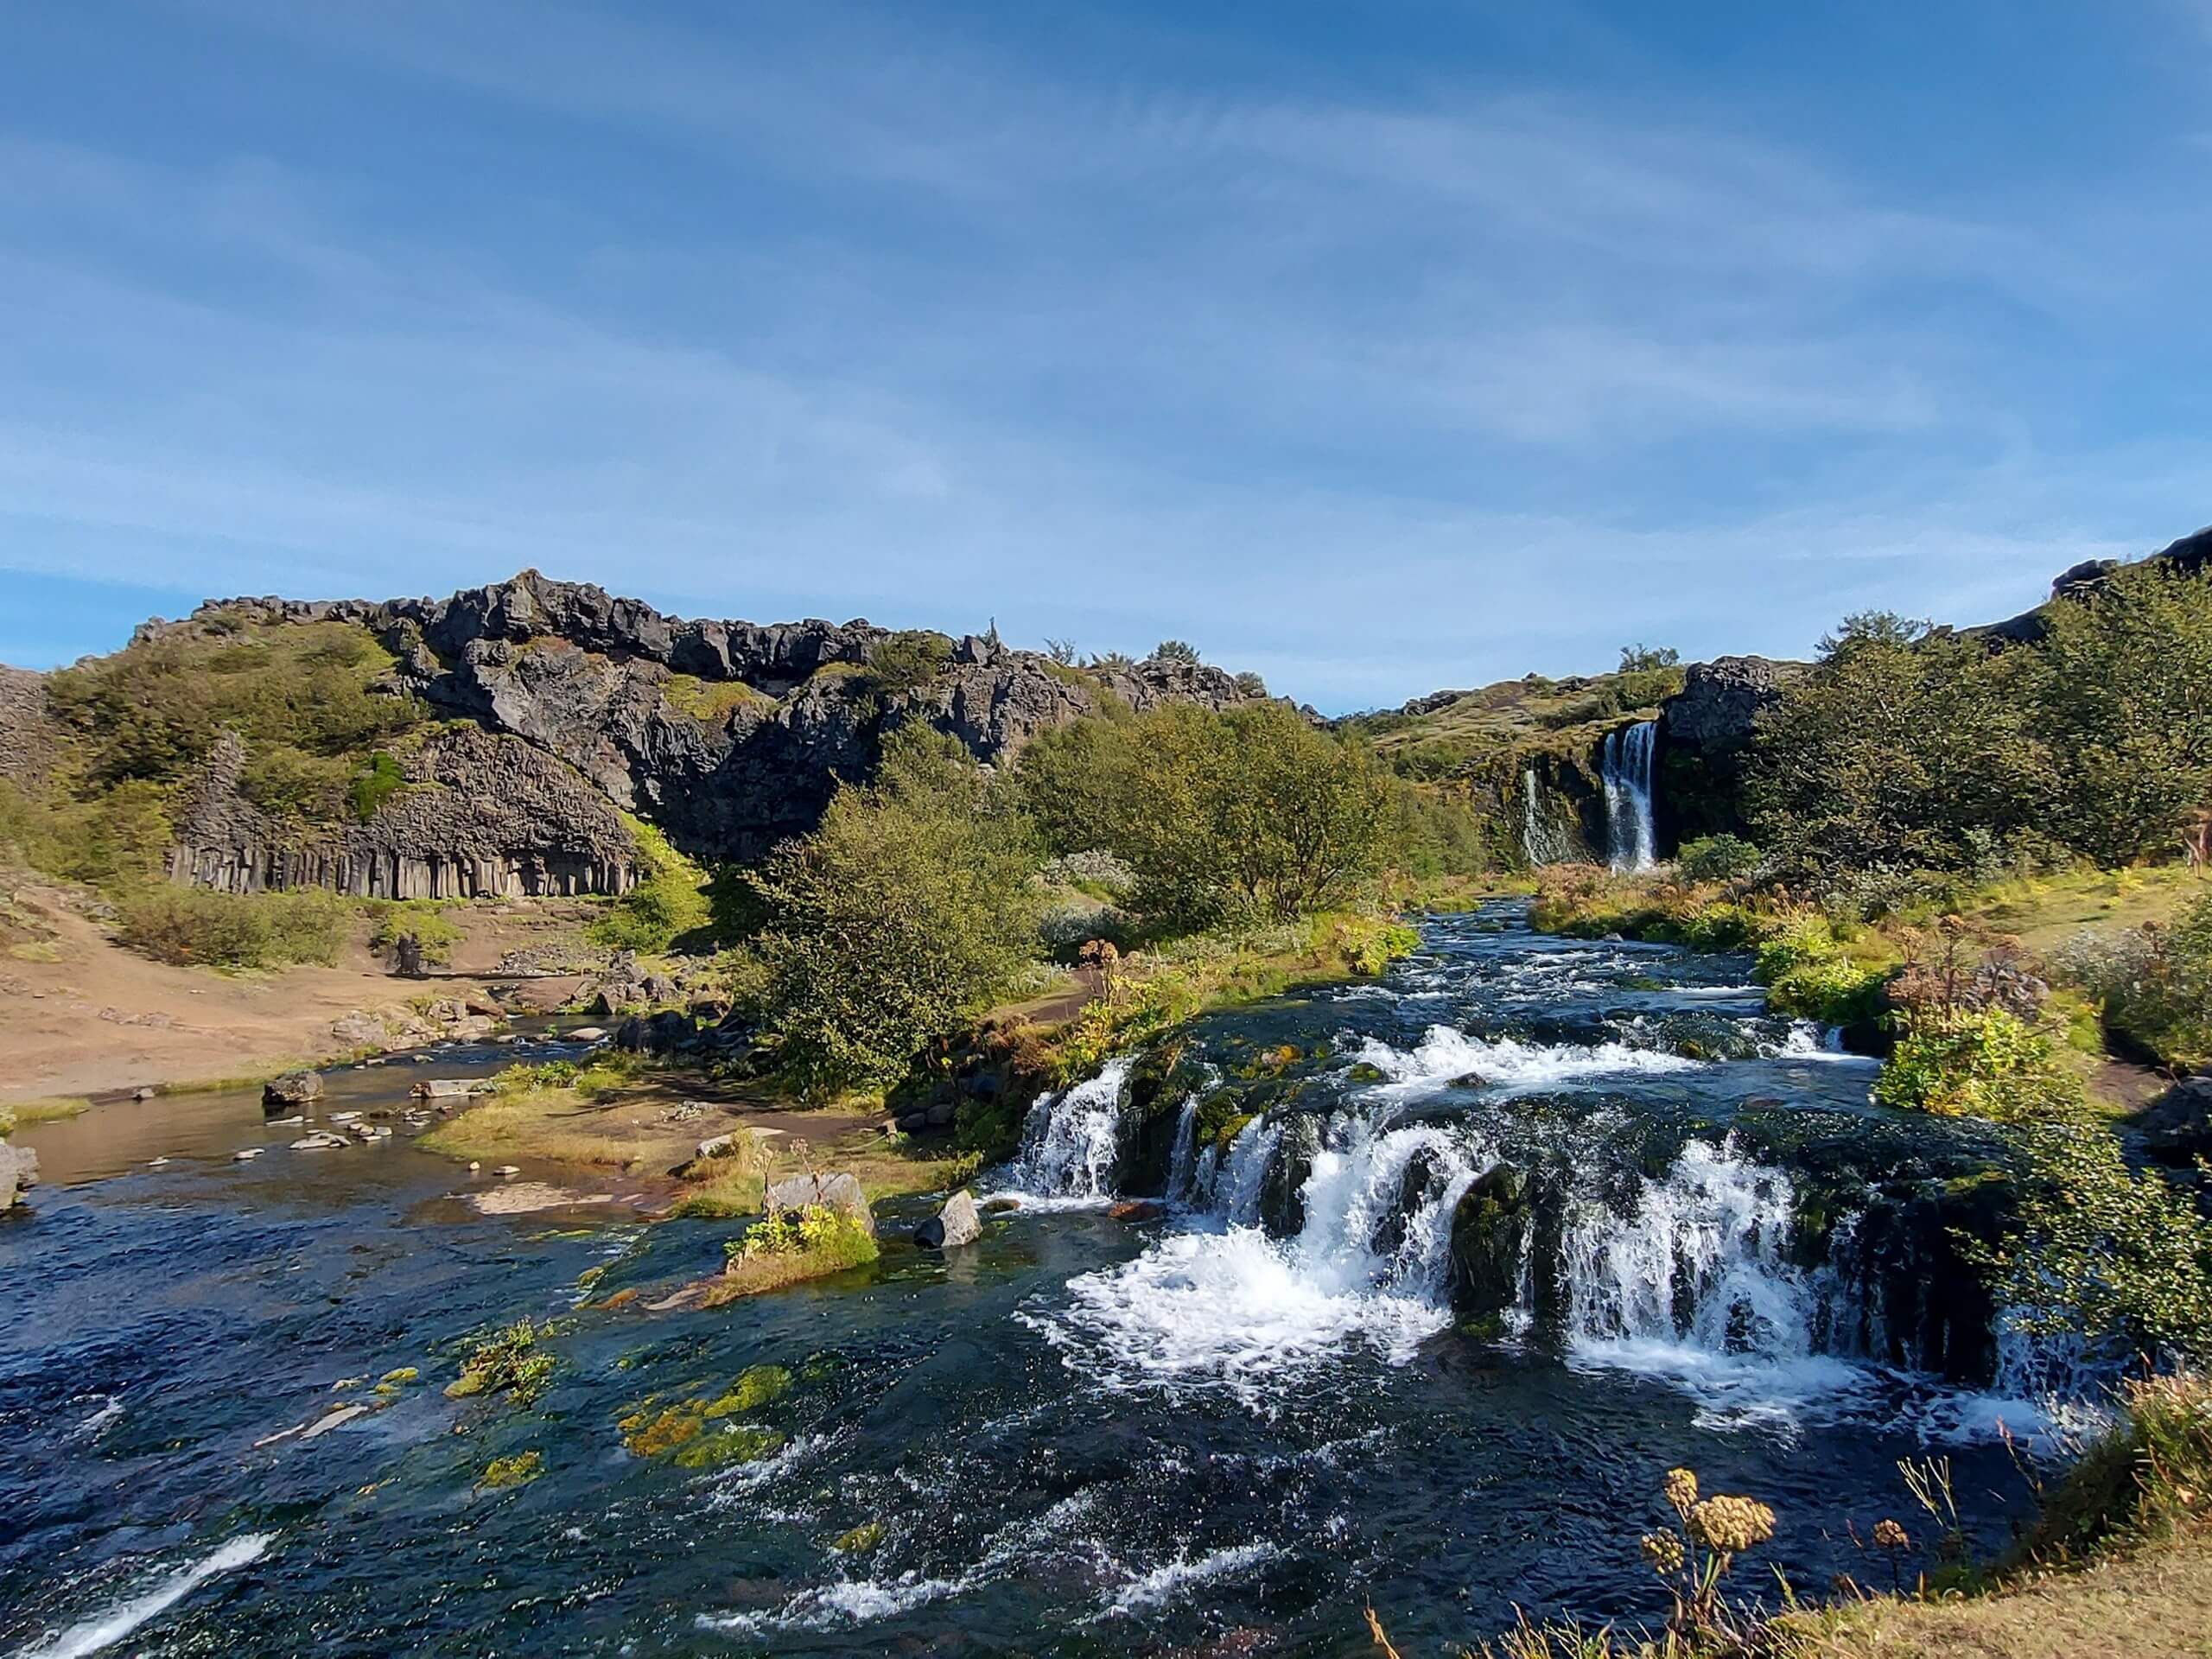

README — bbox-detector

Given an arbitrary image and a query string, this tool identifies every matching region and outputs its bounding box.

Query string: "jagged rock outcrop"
[168,727,638,898]
[1980,524,2212,644]
[1654,656,1791,848]
[0,667,55,788]
[142,570,1271,865]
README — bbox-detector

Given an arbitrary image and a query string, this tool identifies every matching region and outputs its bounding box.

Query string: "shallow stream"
[2,907,2060,1656]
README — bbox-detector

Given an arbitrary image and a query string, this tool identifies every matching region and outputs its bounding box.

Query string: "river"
[1,905,2063,1656]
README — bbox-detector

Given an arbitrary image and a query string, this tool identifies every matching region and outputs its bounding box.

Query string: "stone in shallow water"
[263,1071,322,1108]
[915,1189,982,1249]
[764,1171,874,1234]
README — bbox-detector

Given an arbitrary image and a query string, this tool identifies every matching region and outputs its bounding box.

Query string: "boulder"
[914,1189,982,1249]
[694,1129,748,1162]
[1658,656,1787,756]
[764,1170,874,1235]
[2136,1077,2212,1167]
[615,1009,696,1055]
[264,1071,323,1109]
[0,1141,38,1210]
[568,1026,607,1043]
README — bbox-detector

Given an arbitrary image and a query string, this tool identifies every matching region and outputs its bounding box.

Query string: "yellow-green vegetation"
[8,1096,92,1125]
[2052,884,2212,1071]
[702,1364,791,1416]
[1873,1007,2082,1121]
[444,1319,560,1405]
[365,899,466,967]
[113,884,354,970]
[659,672,770,723]
[1344,645,1687,784]
[707,1204,879,1303]
[375,1366,419,1397]
[619,1376,791,1468]
[587,817,712,954]
[666,1132,771,1219]
[831,1519,887,1554]
[420,1054,656,1167]
[479,1450,543,1489]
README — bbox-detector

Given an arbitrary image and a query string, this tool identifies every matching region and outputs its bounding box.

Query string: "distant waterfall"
[1522,768,1575,866]
[1601,721,1657,872]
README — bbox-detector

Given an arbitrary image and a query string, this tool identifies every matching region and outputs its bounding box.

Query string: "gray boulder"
[264,1071,323,1109]
[0,1141,37,1210]
[914,1189,982,1250]
[764,1170,874,1236]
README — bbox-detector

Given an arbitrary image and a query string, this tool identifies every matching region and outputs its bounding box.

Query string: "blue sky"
[2,1,2209,709]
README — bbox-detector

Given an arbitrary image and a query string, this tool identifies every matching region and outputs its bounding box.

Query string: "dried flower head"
[1639,1531,1686,1575]
[1688,1495,1777,1555]
[1662,1467,1700,1514]
[1872,1518,1910,1552]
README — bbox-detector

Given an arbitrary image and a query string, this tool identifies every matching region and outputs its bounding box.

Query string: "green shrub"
[1018,701,1395,927]
[751,727,1040,1096]
[445,1319,562,1404]
[1675,834,1762,884]
[349,751,406,823]
[365,899,464,966]
[115,885,352,970]
[587,818,711,954]
[1977,1123,2212,1369]
[861,631,954,699]
[2058,893,2212,1069]
[1873,1007,2082,1121]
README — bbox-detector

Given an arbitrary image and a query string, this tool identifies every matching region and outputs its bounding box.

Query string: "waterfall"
[1165,1099,1199,1204]
[1557,1139,1812,1359]
[1601,721,1657,872]
[1003,1058,1135,1201]
[1522,769,1576,866]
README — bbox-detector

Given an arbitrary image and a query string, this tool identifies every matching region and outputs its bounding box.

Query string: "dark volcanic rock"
[2136,1077,2212,1167]
[169,727,639,899]
[144,570,1272,868]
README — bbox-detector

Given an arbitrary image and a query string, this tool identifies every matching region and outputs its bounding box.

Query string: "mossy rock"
[703,1364,791,1418]
[673,1424,785,1469]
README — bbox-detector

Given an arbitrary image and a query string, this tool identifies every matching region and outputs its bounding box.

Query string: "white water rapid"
[1000,1058,1136,1205]
[1601,720,1657,872]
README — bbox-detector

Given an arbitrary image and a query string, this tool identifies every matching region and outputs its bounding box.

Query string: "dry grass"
[1775,1532,2212,1657]
[418,1085,671,1170]
[10,1095,92,1123]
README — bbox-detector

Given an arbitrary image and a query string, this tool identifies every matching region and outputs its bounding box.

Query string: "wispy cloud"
[2,2,2207,704]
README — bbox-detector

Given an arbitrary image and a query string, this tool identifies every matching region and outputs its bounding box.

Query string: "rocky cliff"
[137,569,1271,870]
[0,667,55,789]
[168,727,639,899]
[1653,655,1793,847]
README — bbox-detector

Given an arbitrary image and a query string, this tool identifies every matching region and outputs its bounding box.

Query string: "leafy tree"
[1745,613,2046,874]
[1149,640,1202,668]
[1675,834,1762,884]
[1618,644,1681,674]
[749,727,1040,1095]
[2035,563,2212,865]
[1019,702,1394,926]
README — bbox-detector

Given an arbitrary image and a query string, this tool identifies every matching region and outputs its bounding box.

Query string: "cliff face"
[137,569,1272,871]
[1653,655,1791,848]
[0,667,54,789]
[168,728,639,899]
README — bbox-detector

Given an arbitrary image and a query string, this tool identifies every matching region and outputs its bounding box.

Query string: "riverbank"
[0,879,598,1103]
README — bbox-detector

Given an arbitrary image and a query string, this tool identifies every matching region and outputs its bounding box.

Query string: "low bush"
[1872,1006,2082,1121]
[587,817,712,954]
[2054,893,2212,1069]
[365,899,465,967]
[115,885,352,969]
[709,1203,880,1300]
[1675,834,1762,885]
[1977,1121,2212,1367]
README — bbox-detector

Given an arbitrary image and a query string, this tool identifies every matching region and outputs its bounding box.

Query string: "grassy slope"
[1779,1534,2212,1657]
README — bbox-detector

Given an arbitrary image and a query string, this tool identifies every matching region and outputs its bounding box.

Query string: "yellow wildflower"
[1639,1530,1686,1575]
[1662,1467,1699,1514]
[1688,1495,1777,1554]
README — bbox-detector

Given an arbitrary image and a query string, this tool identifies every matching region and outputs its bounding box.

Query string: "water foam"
[998,1058,1135,1206]
[15,1533,274,1659]
[1350,1023,1706,1097]
[1097,1542,1281,1618]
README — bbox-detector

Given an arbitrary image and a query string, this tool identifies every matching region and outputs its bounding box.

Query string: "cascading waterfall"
[1003,1058,1135,1201]
[1522,768,1577,866]
[1601,720,1657,872]
[1555,1139,1817,1366]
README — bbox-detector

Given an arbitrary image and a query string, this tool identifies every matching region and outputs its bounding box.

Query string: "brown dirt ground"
[0,884,591,1103]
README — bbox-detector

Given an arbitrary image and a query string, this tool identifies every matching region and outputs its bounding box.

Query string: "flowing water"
[3,910,2064,1656]
[1602,720,1658,872]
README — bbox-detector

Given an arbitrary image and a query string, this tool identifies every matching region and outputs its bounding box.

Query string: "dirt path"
[0,884,586,1103]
